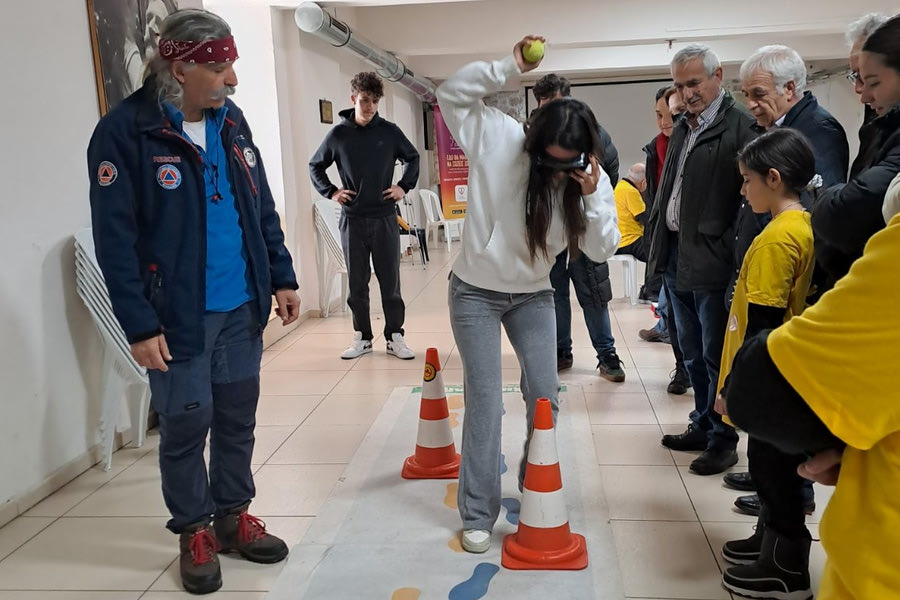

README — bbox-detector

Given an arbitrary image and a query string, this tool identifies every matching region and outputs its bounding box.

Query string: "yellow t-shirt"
[768,213,900,600]
[614,180,645,248]
[717,210,814,394]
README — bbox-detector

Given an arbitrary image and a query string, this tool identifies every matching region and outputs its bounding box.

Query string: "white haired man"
[724,43,849,516]
[646,44,757,476]
[88,9,299,594]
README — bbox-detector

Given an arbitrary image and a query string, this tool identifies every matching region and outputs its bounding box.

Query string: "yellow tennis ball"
[523,40,545,64]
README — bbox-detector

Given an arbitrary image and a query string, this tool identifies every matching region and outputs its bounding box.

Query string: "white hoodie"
[436,55,620,294]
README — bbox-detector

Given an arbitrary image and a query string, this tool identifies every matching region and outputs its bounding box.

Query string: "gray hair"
[142,9,232,109]
[671,43,720,77]
[846,13,889,48]
[627,163,646,182]
[740,45,807,95]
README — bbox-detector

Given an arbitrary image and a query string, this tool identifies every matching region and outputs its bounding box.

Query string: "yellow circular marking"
[423,363,436,382]
[447,535,464,553]
[392,588,421,600]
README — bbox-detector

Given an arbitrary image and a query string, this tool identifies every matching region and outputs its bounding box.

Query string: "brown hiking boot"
[179,523,222,595]
[214,504,289,564]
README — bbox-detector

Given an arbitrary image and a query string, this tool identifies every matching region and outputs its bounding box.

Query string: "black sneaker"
[722,530,813,600]
[179,523,222,595]
[690,448,738,475]
[667,368,692,395]
[661,424,707,451]
[557,352,573,371]
[598,353,625,382]
[723,471,756,492]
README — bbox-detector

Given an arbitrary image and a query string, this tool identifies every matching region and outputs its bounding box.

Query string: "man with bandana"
[87,9,299,595]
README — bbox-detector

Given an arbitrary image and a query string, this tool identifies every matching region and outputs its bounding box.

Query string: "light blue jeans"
[448,274,560,531]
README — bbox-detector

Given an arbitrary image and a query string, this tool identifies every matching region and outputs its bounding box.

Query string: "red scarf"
[655,133,669,185]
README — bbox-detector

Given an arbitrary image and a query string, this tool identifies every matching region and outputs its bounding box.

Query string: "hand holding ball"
[523,40,544,64]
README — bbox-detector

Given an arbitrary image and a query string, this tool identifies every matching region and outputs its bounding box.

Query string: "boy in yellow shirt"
[714,129,817,600]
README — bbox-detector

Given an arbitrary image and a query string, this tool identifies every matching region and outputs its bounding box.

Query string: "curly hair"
[350,72,384,99]
[533,73,571,103]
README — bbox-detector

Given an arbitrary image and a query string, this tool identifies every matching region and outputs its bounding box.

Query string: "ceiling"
[298,0,897,83]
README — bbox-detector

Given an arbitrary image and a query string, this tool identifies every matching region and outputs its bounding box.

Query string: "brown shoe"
[214,504,289,564]
[179,523,222,595]
[639,327,663,342]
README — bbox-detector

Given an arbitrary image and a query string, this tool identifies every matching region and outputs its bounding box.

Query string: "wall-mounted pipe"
[294,2,437,104]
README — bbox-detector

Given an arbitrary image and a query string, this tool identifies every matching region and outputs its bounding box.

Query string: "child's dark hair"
[738,128,816,195]
[523,97,602,260]
[350,72,384,99]
[533,73,571,103]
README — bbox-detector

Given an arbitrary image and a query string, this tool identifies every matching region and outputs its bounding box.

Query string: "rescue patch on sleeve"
[97,161,118,186]
[156,164,182,190]
[242,147,257,168]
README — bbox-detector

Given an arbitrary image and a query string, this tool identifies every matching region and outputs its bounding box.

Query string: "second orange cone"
[401,347,460,479]
[502,397,588,570]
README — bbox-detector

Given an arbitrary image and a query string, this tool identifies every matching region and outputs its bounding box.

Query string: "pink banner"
[433,105,468,219]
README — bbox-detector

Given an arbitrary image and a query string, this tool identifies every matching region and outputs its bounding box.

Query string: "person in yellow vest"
[712,128,818,600]
[614,163,650,261]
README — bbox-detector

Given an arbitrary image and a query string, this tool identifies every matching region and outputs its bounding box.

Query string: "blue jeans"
[550,250,616,360]
[148,302,263,533]
[664,236,737,451]
[449,274,560,531]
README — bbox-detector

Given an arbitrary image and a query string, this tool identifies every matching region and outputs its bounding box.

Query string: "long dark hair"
[523,98,603,260]
[863,14,900,73]
[738,128,816,195]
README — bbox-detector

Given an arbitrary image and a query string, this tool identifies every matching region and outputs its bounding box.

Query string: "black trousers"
[748,436,809,539]
[339,213,405,340]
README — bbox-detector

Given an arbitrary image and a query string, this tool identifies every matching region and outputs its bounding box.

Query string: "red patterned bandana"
[158,36,238,64]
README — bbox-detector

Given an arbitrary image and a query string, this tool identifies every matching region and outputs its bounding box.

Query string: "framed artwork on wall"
[319,99,334,124]
[86,0,199,116]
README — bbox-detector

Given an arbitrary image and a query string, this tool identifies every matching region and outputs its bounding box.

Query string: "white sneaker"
[341,332,373,359]
[461,529,491,553]
[386,333,415,360]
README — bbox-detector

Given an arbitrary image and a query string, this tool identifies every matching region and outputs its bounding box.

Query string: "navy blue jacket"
[87,80,298,359]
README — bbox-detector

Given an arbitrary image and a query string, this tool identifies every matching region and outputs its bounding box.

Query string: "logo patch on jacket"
[156,164,182,189]
[242,147,257,168]
[97,161,117,186]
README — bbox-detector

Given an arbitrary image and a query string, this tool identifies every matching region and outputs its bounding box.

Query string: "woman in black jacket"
[811,20,900,287]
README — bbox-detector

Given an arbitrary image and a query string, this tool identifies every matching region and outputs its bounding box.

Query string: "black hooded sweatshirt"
[309,108,420,218]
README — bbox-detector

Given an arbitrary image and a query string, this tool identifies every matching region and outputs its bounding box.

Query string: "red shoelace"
[189,527,220,565]
[237,511,268,544]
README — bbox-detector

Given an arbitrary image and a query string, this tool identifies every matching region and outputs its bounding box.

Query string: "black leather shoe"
[557,353,573,371]
[734,493,816,516]
[689,448,738,475]
[661,424,707,451]
[723,471,756,491]
[666,368,691,395]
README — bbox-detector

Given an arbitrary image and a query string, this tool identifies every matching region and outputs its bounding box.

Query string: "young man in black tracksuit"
[309,72,420,360]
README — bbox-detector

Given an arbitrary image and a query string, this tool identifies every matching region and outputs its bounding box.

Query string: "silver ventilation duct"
[294,2,437,104]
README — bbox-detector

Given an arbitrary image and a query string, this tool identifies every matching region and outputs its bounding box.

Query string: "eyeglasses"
[847,71,859,84]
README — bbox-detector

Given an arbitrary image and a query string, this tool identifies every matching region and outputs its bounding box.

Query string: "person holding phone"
[436,35,619,554]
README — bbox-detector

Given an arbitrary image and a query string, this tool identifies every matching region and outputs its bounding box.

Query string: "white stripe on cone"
[421,371,446,400]
[519,488,570,529]
[527,429,559,465]
[416,418,455,448]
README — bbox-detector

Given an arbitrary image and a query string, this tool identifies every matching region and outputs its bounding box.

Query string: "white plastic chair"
[419,189,464,252]
[313,199,349,317]
[74,228,151,471]
[607,254,640,306]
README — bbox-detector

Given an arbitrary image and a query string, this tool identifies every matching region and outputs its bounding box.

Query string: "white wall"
[270,6,428,312]
[0,2,105,511]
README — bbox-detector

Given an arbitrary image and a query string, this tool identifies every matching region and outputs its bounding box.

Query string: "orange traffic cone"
[502,397,588,570]
[402,348,460,479]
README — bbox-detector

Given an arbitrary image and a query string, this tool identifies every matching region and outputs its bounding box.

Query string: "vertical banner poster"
[433,104,469,219]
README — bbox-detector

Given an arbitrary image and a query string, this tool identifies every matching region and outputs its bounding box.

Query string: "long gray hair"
[142,9,231,109]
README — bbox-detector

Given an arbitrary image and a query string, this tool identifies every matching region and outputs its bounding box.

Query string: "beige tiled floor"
[0,243,830,598]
